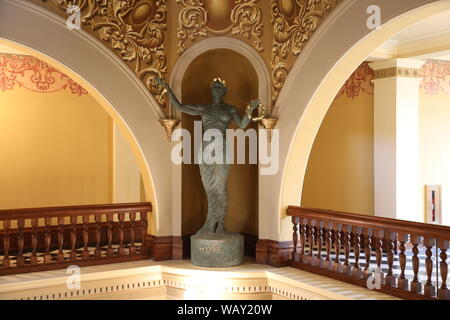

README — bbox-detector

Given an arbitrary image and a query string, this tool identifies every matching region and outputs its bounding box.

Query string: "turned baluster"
[424,238,436,297]
[363,228,372,279]
[95,214,102,258]
[303,223,310,264]
[385,231,396,287]
[44,217,52,264]
[374,230,385,284]
[82,215,90,259]
[343,225,351,274]
[332,223,341,272]
[308,221,315,265]
[397,233,409,290]
[316,221,323,266]
[118,213,125,256]
[324,222,332,269]
[57,216,64,263]
[438,241,449,300]
[140,211,148,253]
[299,218,306,262]
[17,218,25,267]
[2,220,11,267]
[291,217,299,261]
[30,218,39,265]
[70,216,77,261]
[410,236,422,294]
[107,213,114,257]
[129,212,137,256]
[375,230,383,270]
[352,226,362,277]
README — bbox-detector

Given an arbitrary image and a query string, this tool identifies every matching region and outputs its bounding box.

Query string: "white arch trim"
[170,36,271,110]
[0,0,173,235]
[261,0,450,241]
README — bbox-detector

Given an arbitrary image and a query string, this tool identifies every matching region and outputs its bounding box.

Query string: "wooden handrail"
[0,202,152,276]
[0,202,152,220]
[287,206,450,240]
[286,206,450,300]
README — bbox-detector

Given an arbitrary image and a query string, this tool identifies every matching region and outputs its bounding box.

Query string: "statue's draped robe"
[197,131,231,234]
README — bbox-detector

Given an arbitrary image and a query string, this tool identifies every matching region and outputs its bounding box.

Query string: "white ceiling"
[391,10,450,43]
[370,10,450,61]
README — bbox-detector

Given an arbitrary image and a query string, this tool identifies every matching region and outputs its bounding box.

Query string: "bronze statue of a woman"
[157,78,259,236]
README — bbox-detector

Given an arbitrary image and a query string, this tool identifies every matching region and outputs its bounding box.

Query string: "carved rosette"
[271,0,341,105]
[51,0,169,108]
[176,0,263,54]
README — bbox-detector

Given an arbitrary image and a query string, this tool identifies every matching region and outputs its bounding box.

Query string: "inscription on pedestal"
[191,233,244,268]
[199,246,222,254]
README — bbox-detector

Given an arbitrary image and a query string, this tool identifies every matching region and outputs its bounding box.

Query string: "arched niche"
[181,49,259,240]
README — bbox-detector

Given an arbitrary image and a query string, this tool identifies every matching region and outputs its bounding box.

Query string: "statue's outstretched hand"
[249,99,260,111]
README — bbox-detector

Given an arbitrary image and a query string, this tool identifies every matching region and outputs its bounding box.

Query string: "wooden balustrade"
[0,202,151,276]
[287,206,450,300]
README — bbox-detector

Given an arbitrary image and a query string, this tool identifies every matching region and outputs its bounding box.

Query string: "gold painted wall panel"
[0,88,113,209]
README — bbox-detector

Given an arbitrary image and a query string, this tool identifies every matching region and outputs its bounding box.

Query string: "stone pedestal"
[191,233,244,268]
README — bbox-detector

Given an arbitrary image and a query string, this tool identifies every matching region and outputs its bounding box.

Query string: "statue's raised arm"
[230,99,260,129]
[156,78,205,116]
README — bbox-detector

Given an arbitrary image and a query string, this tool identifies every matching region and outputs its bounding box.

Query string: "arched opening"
[260,0,450,242]
[302,9,450,226]
[0,0,173,235]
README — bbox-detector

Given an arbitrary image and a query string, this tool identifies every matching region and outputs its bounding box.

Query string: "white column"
[369,59,424,222]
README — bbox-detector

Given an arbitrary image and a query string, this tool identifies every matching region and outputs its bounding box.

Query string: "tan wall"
[0,88,113,209]
[301,91,375,215]
[419,90,450,225]
[181,49,259,236]
[113,123,144,203]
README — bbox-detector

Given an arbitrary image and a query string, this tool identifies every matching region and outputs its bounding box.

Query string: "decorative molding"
[338,61,374,99]
[4,261,356,300]
[176,0,263,55]
[144,234,183,261]
[0,54,87,95]
[337,60,450,99]
[256,239,293,267]
[159,118,181,140]
[45,0,169,108]
[270,0,341,104]
[260,117,278,143]
[373,66,422,80]
[420,59,450,95]
[170,37,271,112]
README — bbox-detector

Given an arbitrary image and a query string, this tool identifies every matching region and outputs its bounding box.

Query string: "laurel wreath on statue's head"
[246,103,265,122]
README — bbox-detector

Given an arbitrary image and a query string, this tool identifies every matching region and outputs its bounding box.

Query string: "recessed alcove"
[180,49,259,257]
